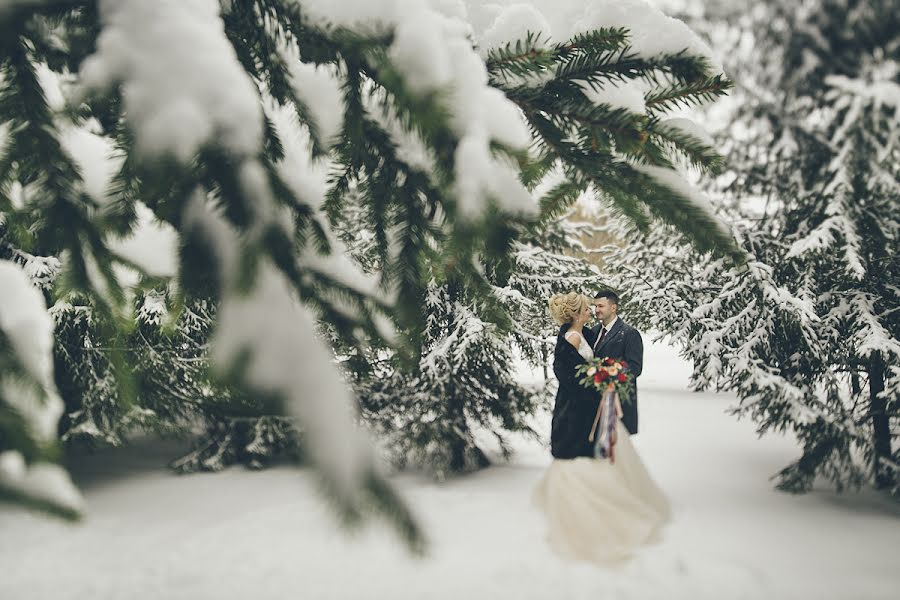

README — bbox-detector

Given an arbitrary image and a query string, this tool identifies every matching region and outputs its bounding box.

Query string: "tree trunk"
[445,279,468,473]
[541,345,548,381]
[448,395,467,473]
[868,352,892,489]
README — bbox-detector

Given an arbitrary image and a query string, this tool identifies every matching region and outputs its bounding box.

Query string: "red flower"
[603,357,614,366]
[621,361,628,368]
[617,373,627,383]
[593,373,601,383]
[598,371,609,381]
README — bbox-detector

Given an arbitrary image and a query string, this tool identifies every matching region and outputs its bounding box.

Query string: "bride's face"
[576,303,591,324]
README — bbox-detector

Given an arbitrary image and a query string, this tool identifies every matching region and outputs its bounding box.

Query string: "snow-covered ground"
[2,339,898,600]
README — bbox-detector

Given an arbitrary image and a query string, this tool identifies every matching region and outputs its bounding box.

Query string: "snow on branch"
[467,0,724,75]
[181,196,403,519]
[825,74,900,109]
[632,162,731,238]
[108,203,179,279]
[284,57,345,150]
[0,261,83,518]
[78,0,263,162]
[212,260,375,495]
[293,0,537,220]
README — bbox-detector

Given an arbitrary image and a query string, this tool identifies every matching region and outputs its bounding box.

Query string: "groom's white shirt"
[593,315,619,350]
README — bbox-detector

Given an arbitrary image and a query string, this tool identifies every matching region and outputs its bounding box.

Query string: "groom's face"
[593,298,617,323]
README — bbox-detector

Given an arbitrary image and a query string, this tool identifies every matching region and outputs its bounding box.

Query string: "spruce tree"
[605,0,899,496]
[348,5,738,474]
[330,173,603,474]
[729,0,899,493]
[504,212,605,377]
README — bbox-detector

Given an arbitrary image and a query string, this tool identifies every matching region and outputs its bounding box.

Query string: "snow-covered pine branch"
[0,261,82,520]
[0,0,737,532]
[477,0,739,261]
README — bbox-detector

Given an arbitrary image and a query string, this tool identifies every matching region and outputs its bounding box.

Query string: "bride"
[534,292,670,564]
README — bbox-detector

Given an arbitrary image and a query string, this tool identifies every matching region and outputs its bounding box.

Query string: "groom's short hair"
[594,289,620,304]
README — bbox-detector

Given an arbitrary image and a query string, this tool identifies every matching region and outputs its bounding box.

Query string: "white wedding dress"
[533,335,671,565]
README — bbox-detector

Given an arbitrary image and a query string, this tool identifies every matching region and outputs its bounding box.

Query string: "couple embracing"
[534,290,670,565]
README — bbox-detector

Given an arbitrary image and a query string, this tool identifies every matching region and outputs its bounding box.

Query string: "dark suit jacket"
[591,318,643,434]
[550,323,600,459]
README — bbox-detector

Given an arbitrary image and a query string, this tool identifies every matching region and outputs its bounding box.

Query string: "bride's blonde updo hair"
[548,292,590,325]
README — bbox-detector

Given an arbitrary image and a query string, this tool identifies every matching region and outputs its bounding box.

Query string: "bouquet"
[575,357,633,463]
[575,357,633,405]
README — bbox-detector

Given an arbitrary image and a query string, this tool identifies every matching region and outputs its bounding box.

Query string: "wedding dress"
[533,334,671,565]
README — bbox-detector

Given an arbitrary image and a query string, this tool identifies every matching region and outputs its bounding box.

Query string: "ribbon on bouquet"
[588,385,620,463]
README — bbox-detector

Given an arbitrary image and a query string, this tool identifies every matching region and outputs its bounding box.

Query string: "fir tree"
[605,0,899,496]
[728,0,899,494]
[359,279,536,474]
[346,190,606,475]
[503,212,605,377]
[0,1,735,529]
[347,12,737,474]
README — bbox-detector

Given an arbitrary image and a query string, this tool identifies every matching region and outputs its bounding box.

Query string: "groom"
[591,290,643,435]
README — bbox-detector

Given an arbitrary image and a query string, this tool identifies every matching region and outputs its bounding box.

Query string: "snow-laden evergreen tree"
[343,1,738,474]
[355,216,606,475]
[604,0,899,496]
[0,0,735,530]
[0,258,83,519]
[0,231,298,473]
[327,172,603,474]
[503,210,605,376]
[729,0,899,494]
[359,279,538,474]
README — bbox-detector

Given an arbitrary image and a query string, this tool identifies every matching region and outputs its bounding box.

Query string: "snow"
[58,122,121,206]
[35,63,66,112]
[297,0,399,31]
[137,291,168,326]
[455,134,536,218]
[660,117,715,148]
[78,0,262,162]
[465,0,724,74]
[263,103,386,298]
[299,237,386,298]
[826,74,900,109]
[0,261,61,437]
[846,292,900,361]
[579,78,651,115]
[238,161,286,234]
[0,120,8,158]
[632,163,731,238]
[265,103,331,208]
[294,0,537,220]
[285,60,345,149]
[13,251,61,290]
[182,192,240,276]
[108,202,179,278]
[477,3,552,55]
[368,97,437,175]
[784,201,865,279]
[182,196,383,503]
[1,339,898,599]
[211,261,376,497]
[0,261,83,515]
[0,452,83,514]
[388,8,455,93]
